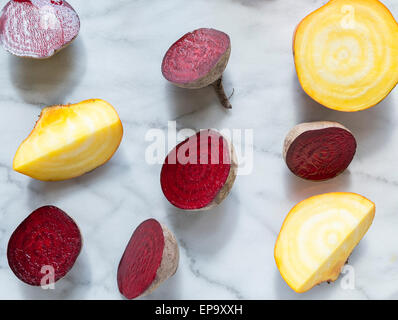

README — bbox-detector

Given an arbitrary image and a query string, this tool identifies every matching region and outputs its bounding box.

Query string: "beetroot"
[162,28,233,109]
[0,0,80,58]
[117,219,179,300]
[7,205,82,286]
[161,129,238,210]
[283,121,357,181]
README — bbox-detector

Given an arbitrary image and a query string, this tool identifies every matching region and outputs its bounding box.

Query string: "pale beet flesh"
[286,127,357,181]
[161,28,230,85]
[161,130,231,210]
[117,219,165,299]
[7,205,82,286]
[0,0,80,58]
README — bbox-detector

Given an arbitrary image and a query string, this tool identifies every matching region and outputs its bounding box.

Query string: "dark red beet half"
[7,205,82,286]
[117,219,179,300]
[161,129,238,210]
[161,28,233,109]
[0,0,80,58]
[283,121,357,181]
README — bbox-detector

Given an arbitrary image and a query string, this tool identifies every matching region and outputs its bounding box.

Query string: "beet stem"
[212,77,232,109]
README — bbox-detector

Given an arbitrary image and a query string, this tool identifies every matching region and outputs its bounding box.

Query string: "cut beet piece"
[275,192,375,293]
[7,205,82,286]
[161,129,238,210]
[13,99,123,181]
[0,0,80,58]
[117,219,179,300]
[161,28,233,109]
[283,121,357,181]
[293,0,398,112]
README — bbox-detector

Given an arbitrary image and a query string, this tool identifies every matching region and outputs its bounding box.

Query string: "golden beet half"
[275,192,375,293]
[294,0,398,112]
[13,99,123,181]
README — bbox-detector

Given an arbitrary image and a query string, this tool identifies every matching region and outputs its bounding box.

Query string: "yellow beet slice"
[294,0,398,112]
[13,99,123,181]
[275,192,375,293]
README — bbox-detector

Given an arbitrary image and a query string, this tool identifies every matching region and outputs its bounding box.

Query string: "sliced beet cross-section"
[161,129,238,210]
[7,205,82,286]
[0,0,80,58]
[162,28,232,109]
[117,219,179,299]
[283,121,357,181]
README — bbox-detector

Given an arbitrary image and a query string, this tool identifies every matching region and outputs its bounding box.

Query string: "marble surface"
[0,0,398,300]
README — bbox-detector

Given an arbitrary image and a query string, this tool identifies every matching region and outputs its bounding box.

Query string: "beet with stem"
[283,121,357,181]
[0,0,80,58]
[162,28,233,109]
[117,219,179,300]
[7,205,82,286]
[161,129,238,211]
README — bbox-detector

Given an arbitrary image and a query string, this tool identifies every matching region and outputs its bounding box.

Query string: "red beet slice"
[161,129,238,210]
[0,0,80,58]
[117,219,179,300]
[283,121,357,181]
[161,28,233,109]
[7,205,82,286]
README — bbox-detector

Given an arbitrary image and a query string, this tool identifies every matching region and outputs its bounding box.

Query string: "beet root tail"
[212,77,232,109]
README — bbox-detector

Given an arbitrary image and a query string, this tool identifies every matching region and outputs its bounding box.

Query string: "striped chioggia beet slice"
[0,0,80,58]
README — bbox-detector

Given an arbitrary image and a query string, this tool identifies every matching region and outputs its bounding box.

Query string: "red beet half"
[117,219,179,300]
[7,205,82,286]
[162,28,233,109]
[0,0,80,58]
[283,121,357,181]
[161,129,238,211]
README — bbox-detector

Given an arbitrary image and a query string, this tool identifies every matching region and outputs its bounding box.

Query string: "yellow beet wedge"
[13,99,123,181]
[275,192,375,293]
[294,0,398,112]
